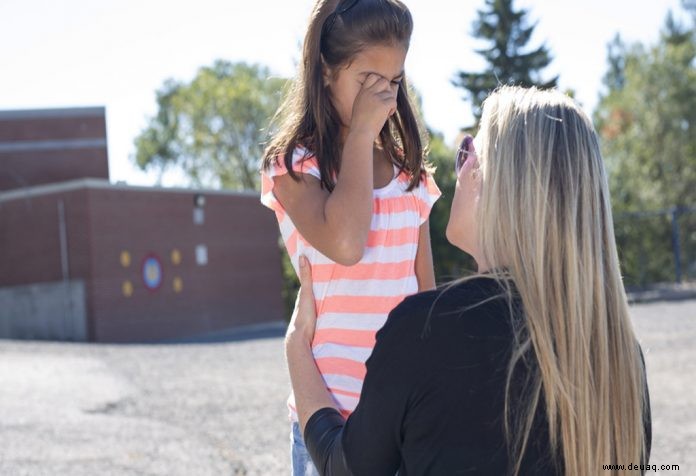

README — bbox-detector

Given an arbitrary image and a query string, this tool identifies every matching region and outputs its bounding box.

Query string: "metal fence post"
[671,207,682,284]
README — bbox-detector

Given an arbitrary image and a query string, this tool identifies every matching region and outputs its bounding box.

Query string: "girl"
[287,86,651,475]
[259,0,440,473]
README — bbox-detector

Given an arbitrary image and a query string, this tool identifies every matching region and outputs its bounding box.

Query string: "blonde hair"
[474,86,648,474]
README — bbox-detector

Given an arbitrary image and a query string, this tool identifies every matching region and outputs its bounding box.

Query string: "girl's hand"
[286,256,317,345]
[349,73,398,140]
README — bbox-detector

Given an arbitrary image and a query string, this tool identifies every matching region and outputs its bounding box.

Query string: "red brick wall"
[0,108,109,191]
[0,183,284,342]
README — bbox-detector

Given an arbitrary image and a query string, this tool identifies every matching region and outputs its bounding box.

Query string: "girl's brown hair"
[262,0,427,192]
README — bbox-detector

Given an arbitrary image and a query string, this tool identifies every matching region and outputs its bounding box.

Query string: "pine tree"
[603,34,626,92]
[453,0,558,122]
[683,0,696,23]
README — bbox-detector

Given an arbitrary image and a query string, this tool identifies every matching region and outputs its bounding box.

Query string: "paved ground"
[0,300,694,476]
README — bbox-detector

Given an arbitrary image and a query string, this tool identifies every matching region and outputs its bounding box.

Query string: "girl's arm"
[273,75,397,266]
[273,131,374,266]
[415,218,436,291]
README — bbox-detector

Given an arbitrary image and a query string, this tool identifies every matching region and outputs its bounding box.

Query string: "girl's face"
[324,43,407,134]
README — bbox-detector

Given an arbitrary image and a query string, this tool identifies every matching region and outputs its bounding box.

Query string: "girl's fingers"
[362,73,383,90]
[366,75,391,92]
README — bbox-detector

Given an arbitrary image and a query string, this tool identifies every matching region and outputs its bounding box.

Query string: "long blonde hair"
[475,86,648,474]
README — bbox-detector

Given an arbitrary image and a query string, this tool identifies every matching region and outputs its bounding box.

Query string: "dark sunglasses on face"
[455,135,474,176]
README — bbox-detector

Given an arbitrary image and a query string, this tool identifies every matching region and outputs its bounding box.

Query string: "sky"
[0,0,689,187]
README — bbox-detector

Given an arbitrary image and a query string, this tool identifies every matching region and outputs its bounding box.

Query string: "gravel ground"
[0,300,694,476]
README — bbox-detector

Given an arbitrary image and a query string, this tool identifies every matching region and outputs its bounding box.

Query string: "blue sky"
[0,0,688,186]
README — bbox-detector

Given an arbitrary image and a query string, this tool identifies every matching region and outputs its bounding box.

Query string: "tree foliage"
[595,14,695,212]
[595,10,696,284]
[453,0,558,122]
[133,61,286,190]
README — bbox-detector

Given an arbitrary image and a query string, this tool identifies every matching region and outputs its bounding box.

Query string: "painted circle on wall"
[142,254,163,291]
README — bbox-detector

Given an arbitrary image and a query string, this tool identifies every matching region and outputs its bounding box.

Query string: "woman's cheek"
[446,187,465,247]
[448,182,478,252]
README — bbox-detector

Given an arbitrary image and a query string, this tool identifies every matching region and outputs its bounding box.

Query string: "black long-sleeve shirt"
[304,277,651,475]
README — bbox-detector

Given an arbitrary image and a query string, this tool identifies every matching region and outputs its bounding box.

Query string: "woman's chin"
[445,225,464,251]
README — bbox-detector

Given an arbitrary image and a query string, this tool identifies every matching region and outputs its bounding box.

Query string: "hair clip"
[322,0,360,39]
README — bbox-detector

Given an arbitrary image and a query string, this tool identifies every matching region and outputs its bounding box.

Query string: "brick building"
[0,107,284,342]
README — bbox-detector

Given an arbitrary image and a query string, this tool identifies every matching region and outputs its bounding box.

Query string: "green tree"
[604,34,627,92]
[595,14,695,211]
[453,0,558,122]
[595,11,696,284]
[133,61,286,190]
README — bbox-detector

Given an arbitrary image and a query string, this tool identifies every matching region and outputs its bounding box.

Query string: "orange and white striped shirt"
[260,146,441,421]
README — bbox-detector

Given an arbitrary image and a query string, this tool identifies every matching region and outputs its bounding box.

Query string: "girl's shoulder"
[418,167,441,198]
[260,144,321,213]
[392,166,441,222]
[264,144,320,180]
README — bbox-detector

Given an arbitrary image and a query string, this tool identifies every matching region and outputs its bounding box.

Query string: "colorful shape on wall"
[142,254,163,291]
[171,249,182,266]
[120,250,131,268]
[122,280,133,297]
[173,276,183,293]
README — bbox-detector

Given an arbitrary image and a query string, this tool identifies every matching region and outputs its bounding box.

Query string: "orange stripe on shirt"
[373,195,419,214]
[373,192,435,215]
[366,226,419,248]
[316,294,405,315]
[311,259,415,282]
[315,357,367,381]
[313,328,377,348]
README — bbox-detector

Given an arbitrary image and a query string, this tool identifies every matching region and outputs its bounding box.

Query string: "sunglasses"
[455,135,474,176]
[322,0,360,39]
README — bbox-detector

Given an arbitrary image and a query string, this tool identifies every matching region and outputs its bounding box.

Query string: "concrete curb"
[626,283,696,304]
[160,320,287,344]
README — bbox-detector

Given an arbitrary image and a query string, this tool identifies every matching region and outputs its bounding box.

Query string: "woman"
[285,86,651,475]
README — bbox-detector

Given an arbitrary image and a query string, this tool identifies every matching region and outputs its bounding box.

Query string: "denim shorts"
[291,421,320,476]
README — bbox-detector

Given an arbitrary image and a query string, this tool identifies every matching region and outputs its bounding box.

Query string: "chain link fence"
[614,207,696,288]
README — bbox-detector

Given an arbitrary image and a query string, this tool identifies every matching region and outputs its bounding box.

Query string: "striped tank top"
[260,146,441,420]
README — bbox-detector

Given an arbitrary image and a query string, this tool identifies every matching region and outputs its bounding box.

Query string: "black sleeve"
[304,408,352,475]
[303,300,422,475]
[639,346,652,464]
